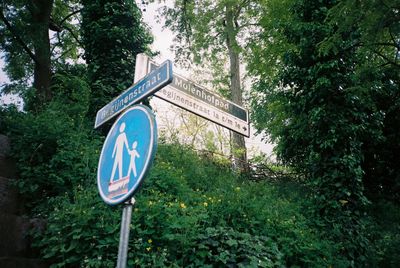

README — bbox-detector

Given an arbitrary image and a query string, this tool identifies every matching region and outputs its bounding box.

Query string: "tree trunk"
[29,0,54,103]
[225,4,247,172]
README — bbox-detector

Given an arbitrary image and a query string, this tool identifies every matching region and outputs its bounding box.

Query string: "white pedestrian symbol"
[108,120,140,197]
[109,121,140,184]
[110,122,138,183]
[128,141,140,177]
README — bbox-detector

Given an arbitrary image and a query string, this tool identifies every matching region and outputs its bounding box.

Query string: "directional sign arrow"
[94,60,173,129]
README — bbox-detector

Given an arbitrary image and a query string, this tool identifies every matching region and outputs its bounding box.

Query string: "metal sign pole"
[116,197,135,268]
[96,54,161,267]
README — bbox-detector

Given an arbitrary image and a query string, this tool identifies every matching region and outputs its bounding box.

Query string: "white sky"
[0,1,274,158]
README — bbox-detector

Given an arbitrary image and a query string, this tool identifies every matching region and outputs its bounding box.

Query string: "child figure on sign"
[128,141,140,177]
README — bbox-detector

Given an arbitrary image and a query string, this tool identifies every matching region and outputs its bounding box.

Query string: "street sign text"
[94,60,173,128]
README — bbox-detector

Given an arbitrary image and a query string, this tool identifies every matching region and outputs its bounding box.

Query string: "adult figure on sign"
[110,122,129,183]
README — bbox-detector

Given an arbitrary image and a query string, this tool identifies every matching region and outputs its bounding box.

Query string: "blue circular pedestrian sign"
[97,105,157,205]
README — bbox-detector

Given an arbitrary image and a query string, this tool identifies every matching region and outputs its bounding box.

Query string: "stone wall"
[0,134,48,268]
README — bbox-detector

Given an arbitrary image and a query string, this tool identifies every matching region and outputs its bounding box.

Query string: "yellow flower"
[235,187,241,191]
[146,247,152,252]
[180,203,187,209]
[203,202,208,207]
[148,201,154,206]
[148,239,152,244]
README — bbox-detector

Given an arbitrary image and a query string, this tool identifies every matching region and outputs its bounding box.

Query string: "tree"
[0,0,82,108]
[81,0,152,118]
[161,0,260,171]
[323,0,400,68]
[248,0,379,263]
[321,0,400,203]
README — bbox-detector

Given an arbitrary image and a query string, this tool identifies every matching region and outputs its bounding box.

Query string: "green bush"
[32,185,120,268]
[188,226,283,267]
[365,201,400,267]
[4,97,394,266]
[30,142,348,267]
[0,74,102,212]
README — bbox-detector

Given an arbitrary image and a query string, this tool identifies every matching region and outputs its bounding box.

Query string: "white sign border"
[97,105,157,205]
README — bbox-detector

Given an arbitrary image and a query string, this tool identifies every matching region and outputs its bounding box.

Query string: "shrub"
[0,74,101,212]
[31,143,345,267]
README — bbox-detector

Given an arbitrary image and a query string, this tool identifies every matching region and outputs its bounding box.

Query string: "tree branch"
[0,9,39,65]
[181,0,192,44]
[234,0,250,21]
[373,49,400,68]
[212,31,223,40]
[63,24,83,47]
[372,42,400,50]
[389,28,399,50]
[53,47,74,62]
[49,8,83,52]
[237,22,260,30]
[59,8,82,26]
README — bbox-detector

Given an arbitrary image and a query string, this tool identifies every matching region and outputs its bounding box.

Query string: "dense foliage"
[323,0,400,204]
[29,143,346,267]
[0,68,101,211]
[81,0,152,117]
[249,0,399,264]
[0,0,81,106]
[2,97,399,266]
[1,0,399,267]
